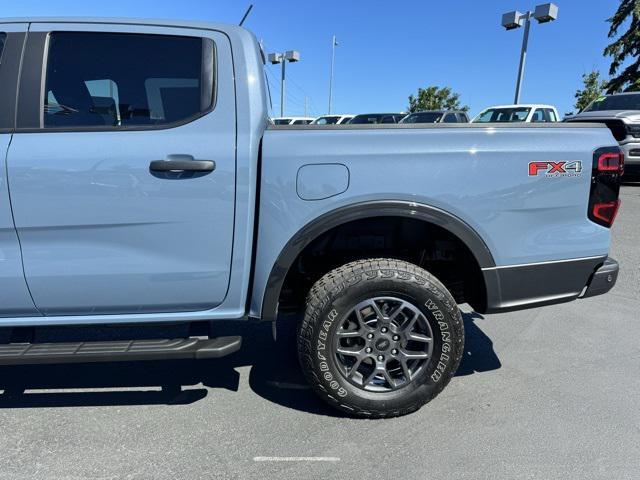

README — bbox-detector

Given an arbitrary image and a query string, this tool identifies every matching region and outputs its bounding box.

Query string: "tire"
[297,258,464,418]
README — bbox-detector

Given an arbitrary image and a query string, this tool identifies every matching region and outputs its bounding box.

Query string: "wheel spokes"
[407,332,432,343]
[334,296,434,392]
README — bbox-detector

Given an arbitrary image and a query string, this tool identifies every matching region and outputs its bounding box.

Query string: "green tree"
[604,0,640,93]
[407,86,468,113]
[574,70,608,112]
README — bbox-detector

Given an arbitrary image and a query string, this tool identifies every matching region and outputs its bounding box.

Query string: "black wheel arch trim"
[259,200,496,322]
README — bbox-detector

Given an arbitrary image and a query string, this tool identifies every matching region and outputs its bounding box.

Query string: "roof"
[408,110,467,114]
[0,16,245,34]
[480,104,558,110]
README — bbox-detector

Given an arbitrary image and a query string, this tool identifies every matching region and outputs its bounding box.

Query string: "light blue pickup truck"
[0,18,623,417]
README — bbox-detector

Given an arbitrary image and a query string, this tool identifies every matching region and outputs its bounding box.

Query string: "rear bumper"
[582,257,619,298]
[483,256,617,313]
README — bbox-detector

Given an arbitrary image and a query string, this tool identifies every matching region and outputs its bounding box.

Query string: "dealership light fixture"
[268,50,301,117]
[501,3,558,104]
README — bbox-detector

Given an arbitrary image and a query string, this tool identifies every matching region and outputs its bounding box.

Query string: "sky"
[4,0,621,118]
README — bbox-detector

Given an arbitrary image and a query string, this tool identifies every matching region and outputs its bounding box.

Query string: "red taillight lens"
[589,147,622,228]
[597,152,624,172]
[592,199,621,226]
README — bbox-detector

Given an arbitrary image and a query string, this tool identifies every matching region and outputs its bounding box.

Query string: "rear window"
[273,119,292,125]
[43,32,215,129]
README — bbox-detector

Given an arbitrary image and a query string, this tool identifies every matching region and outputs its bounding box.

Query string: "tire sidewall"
[305,266,462,412]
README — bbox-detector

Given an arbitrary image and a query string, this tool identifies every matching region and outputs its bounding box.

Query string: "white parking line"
[253,457,340,462]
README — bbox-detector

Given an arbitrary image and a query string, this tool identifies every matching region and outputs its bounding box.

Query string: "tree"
[574,70,608,112]
[604,0,640,93]
[407,86,468,113]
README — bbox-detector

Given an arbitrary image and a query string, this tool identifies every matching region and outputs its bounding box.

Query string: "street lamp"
[501,3,558,104]
[328,35,338,115]
[268,50,300,117]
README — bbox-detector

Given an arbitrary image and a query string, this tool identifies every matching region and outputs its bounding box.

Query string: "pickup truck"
[0,17,622,418]
[565,92,640,176]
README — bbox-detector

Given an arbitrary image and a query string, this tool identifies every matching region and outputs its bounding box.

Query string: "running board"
[0,336,242,365]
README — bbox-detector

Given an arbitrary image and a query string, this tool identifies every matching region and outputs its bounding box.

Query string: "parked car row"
[273,92,640,178]
[273,104,561,126]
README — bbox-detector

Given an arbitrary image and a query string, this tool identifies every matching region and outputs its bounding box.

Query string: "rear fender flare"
[259,200,496,322]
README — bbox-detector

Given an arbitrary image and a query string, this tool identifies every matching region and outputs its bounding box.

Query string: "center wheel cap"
[375,337,391,351]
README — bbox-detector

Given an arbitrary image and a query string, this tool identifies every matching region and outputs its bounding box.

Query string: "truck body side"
[0,17,619,328]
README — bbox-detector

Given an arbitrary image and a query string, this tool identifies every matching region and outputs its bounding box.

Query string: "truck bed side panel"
[251,125,614,316]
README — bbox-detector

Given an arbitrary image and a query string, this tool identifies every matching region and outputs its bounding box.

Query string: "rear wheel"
[297,258,464,418]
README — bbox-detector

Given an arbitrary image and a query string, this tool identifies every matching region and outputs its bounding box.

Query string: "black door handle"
[150,155,216,172]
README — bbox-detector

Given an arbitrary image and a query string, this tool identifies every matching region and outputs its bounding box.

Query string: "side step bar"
[0,336,242,365]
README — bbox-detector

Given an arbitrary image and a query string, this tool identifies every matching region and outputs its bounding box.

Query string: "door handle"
[149,155,216,172]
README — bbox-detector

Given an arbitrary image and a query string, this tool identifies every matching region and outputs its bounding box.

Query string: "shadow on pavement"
[0,312,501,415]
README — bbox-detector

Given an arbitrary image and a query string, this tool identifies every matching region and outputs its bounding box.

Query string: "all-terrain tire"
[297,258,464,418]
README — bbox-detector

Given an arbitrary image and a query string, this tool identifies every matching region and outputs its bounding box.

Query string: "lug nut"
[367,333,374,339]
[392,335,400,341]
[365,347,372,353]
[391,349,398,355]
[377,355,384,361]
[380,327,388,333]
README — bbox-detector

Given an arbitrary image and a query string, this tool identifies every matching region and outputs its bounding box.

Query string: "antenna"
[239,4,254,26]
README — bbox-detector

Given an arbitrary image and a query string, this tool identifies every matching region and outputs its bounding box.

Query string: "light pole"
[268,50,300,117]
[328,35,338,114]
[501,3,558,104]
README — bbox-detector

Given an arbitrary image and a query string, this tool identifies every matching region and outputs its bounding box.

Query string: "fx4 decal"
[528,161,583,177]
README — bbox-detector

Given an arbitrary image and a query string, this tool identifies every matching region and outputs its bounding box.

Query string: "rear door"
[8,23,236,316]
[0,24,40,317]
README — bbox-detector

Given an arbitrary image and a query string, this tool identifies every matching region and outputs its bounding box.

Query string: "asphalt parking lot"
[0,185,638,480]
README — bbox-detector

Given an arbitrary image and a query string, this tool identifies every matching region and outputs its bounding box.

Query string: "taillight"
[592,200,621,225]
[597,151,624,172]
[588,147,623,228]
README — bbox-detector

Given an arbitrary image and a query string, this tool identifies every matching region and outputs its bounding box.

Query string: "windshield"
[473,107,531,123]
[273,118,292,125]
[312,116,340,125]
[400,112,443,124]
[583,94,640,112]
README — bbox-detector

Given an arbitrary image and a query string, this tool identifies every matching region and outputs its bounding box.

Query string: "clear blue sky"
[4,0,619,117]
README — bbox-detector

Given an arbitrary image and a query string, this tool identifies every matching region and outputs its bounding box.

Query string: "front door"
[7,23,236,316]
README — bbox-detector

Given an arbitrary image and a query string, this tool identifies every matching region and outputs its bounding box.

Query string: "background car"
[400,110,469,124]
[347,113,406,124]
[272,117,314,125]
[472,104,559,123]
[311,114,354,125]
[565,92,640,176]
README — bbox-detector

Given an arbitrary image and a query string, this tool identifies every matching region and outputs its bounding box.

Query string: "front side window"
[43,32,214,129]
[443,113,458,123]
[531,109,545,122]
